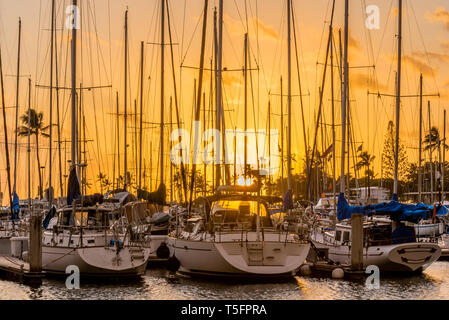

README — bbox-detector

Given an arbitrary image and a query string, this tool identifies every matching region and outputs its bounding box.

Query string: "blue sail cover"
[337,193,448,223]
[11,191,20,220]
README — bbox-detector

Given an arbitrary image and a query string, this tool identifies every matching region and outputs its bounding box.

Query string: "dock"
[0,255,43,285]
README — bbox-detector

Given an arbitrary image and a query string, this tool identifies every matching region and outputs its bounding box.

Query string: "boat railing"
[212,221,296,244]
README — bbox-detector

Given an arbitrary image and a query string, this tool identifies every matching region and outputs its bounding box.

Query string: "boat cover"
[337,193,448,223]
[11,191,20,220]
[67,166,81,206]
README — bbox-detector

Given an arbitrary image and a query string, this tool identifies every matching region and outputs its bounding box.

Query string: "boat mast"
[139,41,144,189]
[428,101,434,204]
[170,97,173,201]
[0,49,12,210]
[134,99,138,184]
[166,0,187,202]
[340,0,348,195]
[244,33,248,180]
[55,13,63,199]
[287,0,292,191]
[124,9,128,191]
[441,109,446,202]
[160,0,165,187]
[268,100,271,186]
[13,18,21,194]
[330,22,336,218]
[393,0,402,198]
[280,76,284,194]
[71,0,78,181]
[116,91,120,188]
[189,0,209,209]
[418,74,423,202]
[215,0,223,189]
[27,78,31,212]
[49,0,55,204]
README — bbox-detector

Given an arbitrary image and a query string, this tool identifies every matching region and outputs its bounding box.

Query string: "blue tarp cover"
[337,193,448,223]
[11,191,20,220]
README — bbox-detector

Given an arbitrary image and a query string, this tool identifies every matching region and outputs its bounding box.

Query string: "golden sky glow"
[1,0,449,203]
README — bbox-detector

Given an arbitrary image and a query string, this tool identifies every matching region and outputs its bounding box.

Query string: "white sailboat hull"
[168,232,310,278]
[42,245,149,277]
[312,240,441,272]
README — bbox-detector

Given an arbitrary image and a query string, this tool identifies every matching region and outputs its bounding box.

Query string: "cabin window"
[335,230,342,242]
[343,231,350,243]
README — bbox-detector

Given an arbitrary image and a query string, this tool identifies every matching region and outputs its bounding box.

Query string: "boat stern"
[387,242,441,272]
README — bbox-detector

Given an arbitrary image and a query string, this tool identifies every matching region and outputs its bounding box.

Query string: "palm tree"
[355,151,375,199]
[17,109,49,199]
[424,126,448,196]
[97,172,107,194]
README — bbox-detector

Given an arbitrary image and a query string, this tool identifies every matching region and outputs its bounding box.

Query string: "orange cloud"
[350,72,388,91]
[253,17,279,40]
[402,55,437,77]
[224,14,280,41]
[426,6,449,31]
[413,51,449,64]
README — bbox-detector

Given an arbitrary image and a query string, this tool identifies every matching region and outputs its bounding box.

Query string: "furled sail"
[337,193,448,223]
[67,165,81,206]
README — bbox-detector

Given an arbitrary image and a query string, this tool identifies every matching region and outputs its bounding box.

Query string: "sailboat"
[310,0,441,273]
[167,0,311,279]
[41,2,150,278]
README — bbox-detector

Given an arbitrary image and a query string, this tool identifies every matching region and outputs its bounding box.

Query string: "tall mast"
[124,9,128,190]
[418,74,423,202]
[441,109,446,202]
[71,0,78,179]
[160,0,165,186]
[28,78,31,211]
[170,97,173,201]
[189,0,209,208]
[280,76,284,194]
[134,99,138,183]
[393,0,402,197]
[428,101,433,204]
[166,0,187,201]
[340,0,348,194]
[55,11,63,198]
[287,0,292,190]
[215,0,224,188]
[268,100,271,186]
[330,23,336,217]
[13,18,22,193]
[116,91,120,188]
[139,41,144,189]
[49,0,55,204]
[0,49,12,209]
[244,33,248,180]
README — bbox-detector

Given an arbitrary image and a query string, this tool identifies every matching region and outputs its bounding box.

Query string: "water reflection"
[1,262,449,300]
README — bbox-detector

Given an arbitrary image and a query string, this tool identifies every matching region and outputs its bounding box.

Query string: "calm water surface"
[1,262,449,300]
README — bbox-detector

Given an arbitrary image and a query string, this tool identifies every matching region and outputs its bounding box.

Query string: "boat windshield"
[210,200,272,228]
[58,209,109,228]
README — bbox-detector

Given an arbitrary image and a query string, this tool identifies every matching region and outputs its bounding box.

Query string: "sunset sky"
[1,0,449,203]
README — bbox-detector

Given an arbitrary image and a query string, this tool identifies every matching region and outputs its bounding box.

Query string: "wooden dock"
[0,255,43,285]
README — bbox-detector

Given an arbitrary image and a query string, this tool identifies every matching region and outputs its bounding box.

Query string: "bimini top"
[337,193,448,223]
